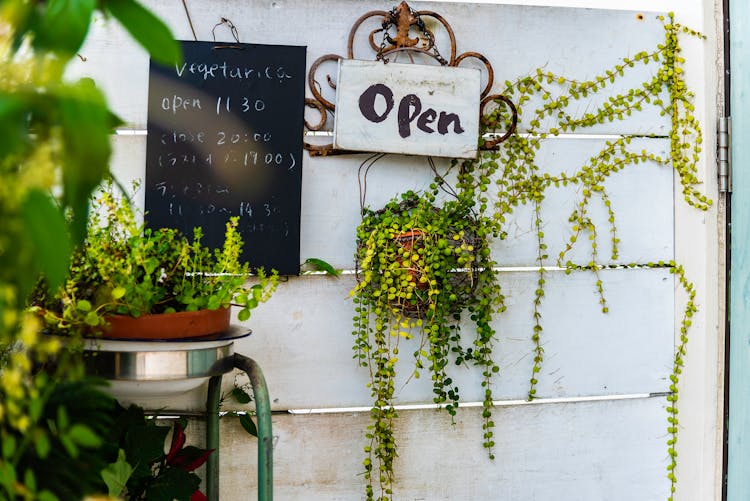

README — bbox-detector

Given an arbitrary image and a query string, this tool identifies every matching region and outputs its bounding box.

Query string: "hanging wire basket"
[356,194,483,319]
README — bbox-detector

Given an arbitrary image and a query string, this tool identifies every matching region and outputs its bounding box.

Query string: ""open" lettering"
[358,83,465,139]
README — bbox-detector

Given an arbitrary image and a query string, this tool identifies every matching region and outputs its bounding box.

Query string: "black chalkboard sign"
[145,41,306,275]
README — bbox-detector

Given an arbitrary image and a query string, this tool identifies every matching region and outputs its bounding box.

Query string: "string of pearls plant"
[351,13,708,501]
[352,185,504,500]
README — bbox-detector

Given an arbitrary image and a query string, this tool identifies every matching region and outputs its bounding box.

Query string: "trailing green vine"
[353,184,504,500]
[667,262,697,500]
[564,259,696,500]
[352,12,708,501]
[495,16,707,497]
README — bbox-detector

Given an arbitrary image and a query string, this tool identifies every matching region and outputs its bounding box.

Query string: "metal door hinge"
[718,116,732,193]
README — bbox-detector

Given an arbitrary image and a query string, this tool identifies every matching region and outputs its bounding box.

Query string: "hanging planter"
[352,188,504,499]
[356,192,483,320]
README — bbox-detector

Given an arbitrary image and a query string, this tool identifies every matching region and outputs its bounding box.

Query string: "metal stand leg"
[206,375,223,501]
[204,354,273,501]
[233,353,273,501]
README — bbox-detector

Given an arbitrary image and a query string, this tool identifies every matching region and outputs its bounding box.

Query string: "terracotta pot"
[102,307,231,340]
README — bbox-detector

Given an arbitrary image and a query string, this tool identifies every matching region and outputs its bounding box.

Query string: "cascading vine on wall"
[351,13,708,501]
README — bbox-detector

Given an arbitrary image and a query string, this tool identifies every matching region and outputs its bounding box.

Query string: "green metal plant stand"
[82,329,272,501]
[206,353,273,501]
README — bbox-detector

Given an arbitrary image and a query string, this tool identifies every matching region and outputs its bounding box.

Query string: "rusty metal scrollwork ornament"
[304,1,517,156]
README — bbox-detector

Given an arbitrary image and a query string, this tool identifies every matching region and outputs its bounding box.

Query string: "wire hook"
[212,17,243,50]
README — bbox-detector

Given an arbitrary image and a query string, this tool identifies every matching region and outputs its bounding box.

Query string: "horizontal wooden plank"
[68,1,668,134]
[230,268,674,410]
[109,136,673,269]
[116,268,673,412]
[198,396,670,500]
[301,137,674,268]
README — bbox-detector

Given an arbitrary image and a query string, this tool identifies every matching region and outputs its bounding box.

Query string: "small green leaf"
[112,286,127,299]
[144,257,160,274]
[237,308,250,322]
[207,295,221,310]
[29,396,44,421]
[21,190,72,291]
[239,413,258,438]
[76,299,92,312]
[37,491,59,501]
[84,310,101,326]
[33,429,51,459]
[1,435,15,458]
[0,462,16,493]
[57,406,69,429]
[31,0,96,54]
[24,468,36,493]
[68,423,102,448]
[231,387,252,404]
[101,449,134,498]
[60,435,78,458]
[303,258,341,276]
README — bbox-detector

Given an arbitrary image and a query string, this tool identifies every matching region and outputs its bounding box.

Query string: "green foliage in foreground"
[0,0,180,498]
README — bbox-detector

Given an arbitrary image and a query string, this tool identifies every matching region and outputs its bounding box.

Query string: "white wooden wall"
[71,1,722,499]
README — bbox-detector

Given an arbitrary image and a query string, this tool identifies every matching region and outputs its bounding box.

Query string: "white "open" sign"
[333,60,480,159]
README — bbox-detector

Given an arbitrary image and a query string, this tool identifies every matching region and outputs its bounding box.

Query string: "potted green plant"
[31,184,278,341]
[352,183,504,500]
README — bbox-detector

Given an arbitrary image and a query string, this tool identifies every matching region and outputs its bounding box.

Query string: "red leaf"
[191,490,208,501]
[165,422,186,463]
[168,445,215,471]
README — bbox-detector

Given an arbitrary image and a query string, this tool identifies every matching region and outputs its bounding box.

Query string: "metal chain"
[411,6,448,66]
[375,7,396,63]
[426,37,448,66]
